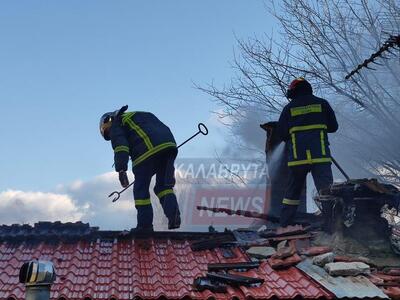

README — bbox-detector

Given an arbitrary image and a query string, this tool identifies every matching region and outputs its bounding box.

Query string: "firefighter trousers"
[280,162,333,227]
[133,148,180,228]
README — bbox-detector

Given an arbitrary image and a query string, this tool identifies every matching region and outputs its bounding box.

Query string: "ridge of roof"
[0,221,233,244]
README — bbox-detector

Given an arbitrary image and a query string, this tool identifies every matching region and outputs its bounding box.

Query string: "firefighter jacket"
[109,111,177,171]
[277,94,338,167]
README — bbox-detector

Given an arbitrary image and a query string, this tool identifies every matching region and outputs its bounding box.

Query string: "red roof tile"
[0,237,333,300]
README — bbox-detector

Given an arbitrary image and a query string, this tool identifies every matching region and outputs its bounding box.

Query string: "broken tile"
[290,238,310,252]
[246,247,276,259]
[298,259,389,299]
[268,253,302,270]
[272,233,311,242]
[312,252,335,267]
[385,268,400,276]
[334,255,374,266]
[277,240,287,250]
[207,272,265,286]
[257,225,267,232]
[276,225,305,236]
[382,287,400,300]
[300,246,332,256]
[374,273,400,283]
[193,277,227,293]
[324,262,371,277]
[367,274,385,286]
[271,246,296,260]
[208,262,260,272]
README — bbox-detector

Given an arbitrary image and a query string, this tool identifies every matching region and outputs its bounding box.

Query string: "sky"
[0,0,275,229]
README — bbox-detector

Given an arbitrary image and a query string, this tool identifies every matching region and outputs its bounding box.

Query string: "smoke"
[267,142,285,172]
[216,107,273,157]
[201,0,400,188]
[330,100,400,183]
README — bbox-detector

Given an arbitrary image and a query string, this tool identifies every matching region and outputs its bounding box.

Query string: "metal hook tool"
[332,157,350,181]
[109,123,209,202]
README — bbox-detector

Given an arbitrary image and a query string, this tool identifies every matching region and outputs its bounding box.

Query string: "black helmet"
[99,105,129,141]
[286,77,313,99]
[99,112,115,141]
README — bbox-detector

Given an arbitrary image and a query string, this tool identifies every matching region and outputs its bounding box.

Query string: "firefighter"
[277,78,338,228]
[100,105,181,232]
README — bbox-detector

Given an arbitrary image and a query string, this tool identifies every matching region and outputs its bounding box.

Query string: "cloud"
[0,172,140,230]
[0,170,180,231]
[55,171,139,230]
[0,190,85,224]
[1,164,269,231]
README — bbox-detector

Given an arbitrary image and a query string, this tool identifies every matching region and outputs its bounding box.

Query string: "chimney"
[19,260,56,300]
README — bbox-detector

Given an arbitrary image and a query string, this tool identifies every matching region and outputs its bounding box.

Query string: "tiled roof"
[0,223,333,300]
[0,221,98,240]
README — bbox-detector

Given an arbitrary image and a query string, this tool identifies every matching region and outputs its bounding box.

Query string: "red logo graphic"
[187,187,270,225]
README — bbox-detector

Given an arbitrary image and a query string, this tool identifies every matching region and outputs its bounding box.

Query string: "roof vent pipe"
[19,260,56,300]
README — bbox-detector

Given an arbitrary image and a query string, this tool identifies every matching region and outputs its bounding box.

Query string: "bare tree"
[198,0,400,185]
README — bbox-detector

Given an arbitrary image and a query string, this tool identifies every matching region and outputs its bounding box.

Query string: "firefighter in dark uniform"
[100,105,181,231]
[277,78,338,227]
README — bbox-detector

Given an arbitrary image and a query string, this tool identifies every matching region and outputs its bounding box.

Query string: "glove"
[118,171,129,188]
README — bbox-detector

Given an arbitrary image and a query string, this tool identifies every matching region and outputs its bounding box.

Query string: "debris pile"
[193,262,264,293]
[315,179,399,228]
[314,178,400,255]
[191,223,400,298]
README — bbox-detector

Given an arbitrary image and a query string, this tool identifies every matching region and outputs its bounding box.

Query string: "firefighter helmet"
[286,77,312,99]
[99,105,129,141]
[99,112,114,141]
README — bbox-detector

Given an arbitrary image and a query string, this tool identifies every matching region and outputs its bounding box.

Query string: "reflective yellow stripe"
[122,112,135,128]
[133,142,176,166]
[135,198,151,206]
[157,189,174,199]
[282,198,300,205]
[311,157,332,164]
[121,112,176,166]
[122,112,154,150]
[122,112,135,122]
[289,124,327,134]
[306,149,312,160]
[288,157,332,166]
[291,133,297,159]
[125,119,153,149]
[320,131,326,156]
[290,104,322,116]
[114,145,130,153]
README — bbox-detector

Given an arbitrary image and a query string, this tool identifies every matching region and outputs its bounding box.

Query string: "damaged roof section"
[0,222,333,300]
[298,259,389,299]
[196,182,400,300]
[2,220,400,299]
